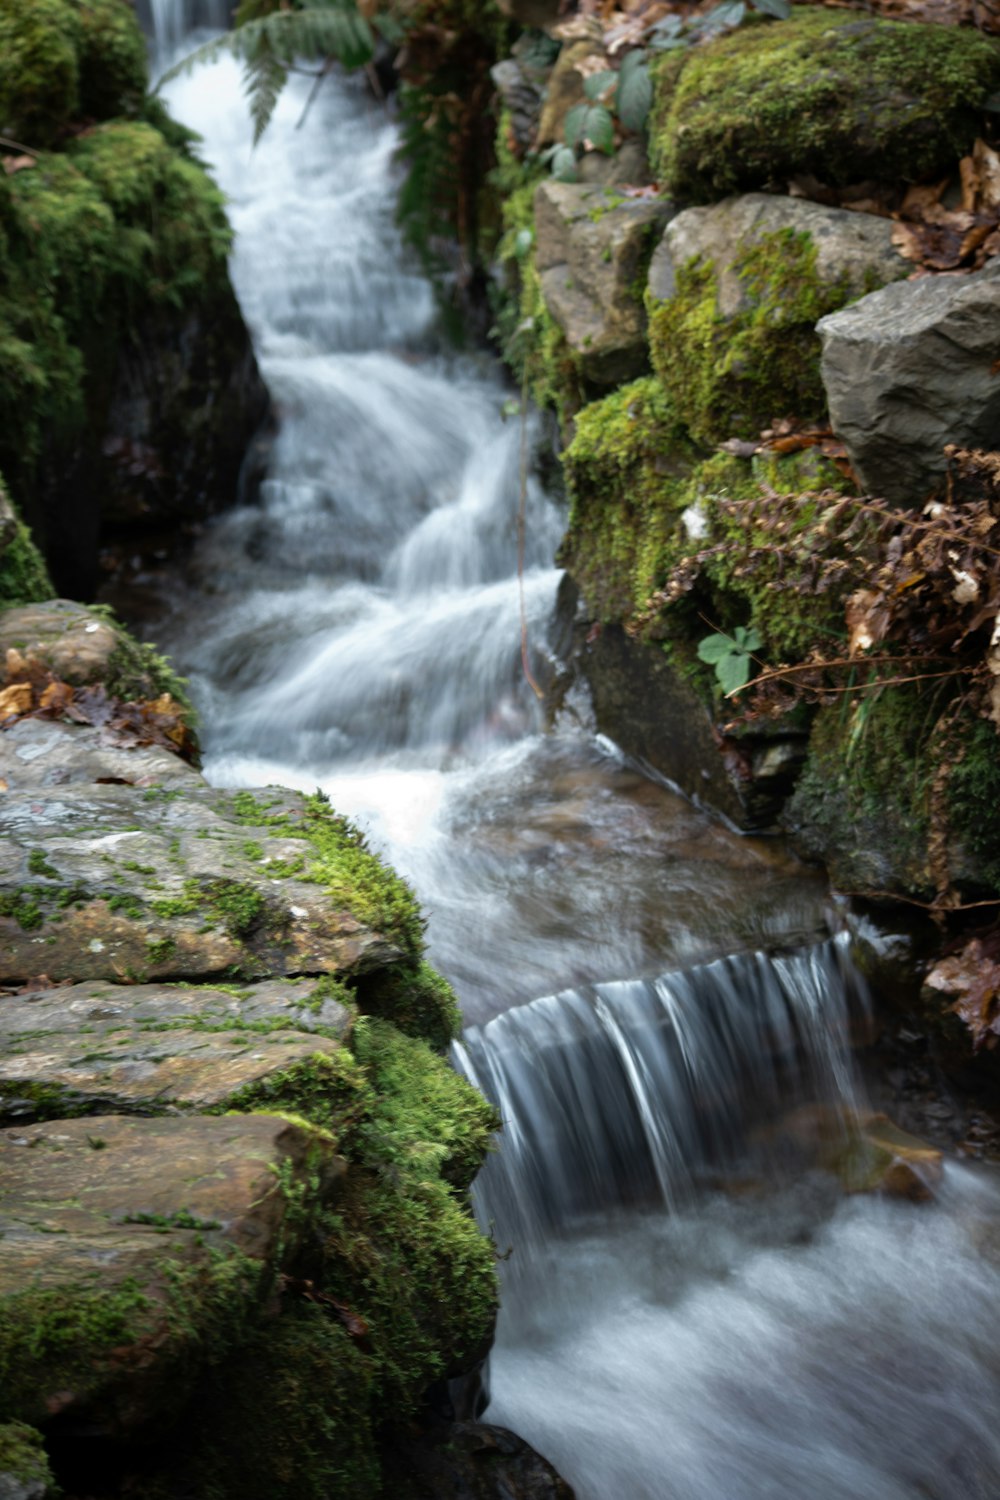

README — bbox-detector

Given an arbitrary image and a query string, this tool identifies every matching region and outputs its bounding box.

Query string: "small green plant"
[648,0,790,51]
[697,625,762,696]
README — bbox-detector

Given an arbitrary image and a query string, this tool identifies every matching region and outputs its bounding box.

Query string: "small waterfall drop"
[457,938,868,1252]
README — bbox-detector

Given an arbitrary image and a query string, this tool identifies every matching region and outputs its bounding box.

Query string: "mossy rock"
[0,0,147,149]
[561,379,850,656]
[649,10,1000,202]
[647,208,901,446]
[0,1421,53,1499]
[560,376,694,622]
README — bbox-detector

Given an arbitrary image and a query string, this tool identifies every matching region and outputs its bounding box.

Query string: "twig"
[0,133,40,158]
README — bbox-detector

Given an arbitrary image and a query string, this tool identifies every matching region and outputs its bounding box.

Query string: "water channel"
[121,36,1000,1500]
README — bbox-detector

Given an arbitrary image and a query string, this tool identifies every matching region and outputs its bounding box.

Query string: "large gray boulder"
[818,259,1000,504]
[534,180,674,384]
[648,193,903,313]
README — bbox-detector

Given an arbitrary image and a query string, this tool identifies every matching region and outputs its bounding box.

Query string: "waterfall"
[456,938,869,1253]
[125,33,1000,1500]
[136,0,233,69]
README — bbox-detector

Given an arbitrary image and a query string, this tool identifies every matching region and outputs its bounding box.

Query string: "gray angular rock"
[818,258,1000,504]
[534,180,674,384]
[648,193,904,314]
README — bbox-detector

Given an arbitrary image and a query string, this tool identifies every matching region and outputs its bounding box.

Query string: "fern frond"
[157,2,375,138]
[244,41,287,143]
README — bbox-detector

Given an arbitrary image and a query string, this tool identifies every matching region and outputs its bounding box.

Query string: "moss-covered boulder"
[649,10,1000,202]
[647,194,906,446]
[0,0,147,149]
[0,782,420,986]
[0,0,266,595]
[0,977,352,1125]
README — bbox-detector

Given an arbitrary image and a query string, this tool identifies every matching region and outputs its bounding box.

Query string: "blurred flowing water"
[123,35,1000,1500]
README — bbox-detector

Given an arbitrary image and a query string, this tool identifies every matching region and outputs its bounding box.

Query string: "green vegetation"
[0,1421,54,1492]
[231,790,426,958]
[649,9,1000,202]
[647,228,877,447]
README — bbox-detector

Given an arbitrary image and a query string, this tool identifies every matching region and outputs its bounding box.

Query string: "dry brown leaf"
[2,155,36,175]
[0,682,33,719]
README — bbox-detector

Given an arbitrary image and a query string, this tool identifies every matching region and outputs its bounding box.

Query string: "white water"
[130,37,1000,1500]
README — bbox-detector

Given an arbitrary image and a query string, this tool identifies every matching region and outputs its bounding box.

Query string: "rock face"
[534,181,673,384]
[382,1421,576,1499]
[649,194,903,314]
[0,1423,53,1500]
[818,259,1000,505]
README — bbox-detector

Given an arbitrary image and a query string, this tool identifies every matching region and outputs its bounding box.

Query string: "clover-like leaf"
[584,69,618,102]
[616,57,652,132]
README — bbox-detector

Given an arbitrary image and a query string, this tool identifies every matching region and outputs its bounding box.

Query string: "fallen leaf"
[0,682,33,719]
[2,155,36,175]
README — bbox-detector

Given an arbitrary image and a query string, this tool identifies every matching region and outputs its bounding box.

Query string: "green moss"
[187,1305,378,1500]
[561,377,695,621]
[787,683,946,894]
[649,9,1000,202]
[0,1421,54,1491]
[0,0,81,148]
[944,716,1000,892]
[0,888,45,931]
[27,850,57,880]
[230,791,425,962]
[358,960,462,1052]
[86,603,194,717]
[145,936,177,965]
[648,227,874,447]
[76,0,148,122]
[0,102,231,531]
[0,1278,153,1424]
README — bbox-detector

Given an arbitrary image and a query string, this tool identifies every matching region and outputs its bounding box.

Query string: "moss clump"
[943,716,1000,893]
[0,1420,53,1492]
[650,9,1000,202]
[187,1305,378,1500]
[231,791,426,962]
[0,108,231,543]
[358,960,462,1052]
[0,0,146,149]
[87,603,195,720]
[786,683,944,893]
[648,227,874,447]
[561,377,694,621]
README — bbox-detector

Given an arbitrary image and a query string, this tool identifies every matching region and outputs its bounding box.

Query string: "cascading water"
[125,27,1000,1500]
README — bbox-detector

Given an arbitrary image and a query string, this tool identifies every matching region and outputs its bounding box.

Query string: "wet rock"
[0,1423,53,1500]
[832,1114,944,1201]
[0,1113,343,1434]
[0,719,198,792]
[382,1420,574,1499]
[649,194,902,315]
[818,258,1000,505]
[0,977,349,1124]
[0,783,408,985]
[534,180,673,384]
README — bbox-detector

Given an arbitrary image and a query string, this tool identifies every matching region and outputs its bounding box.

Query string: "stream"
[120,38,1000,1500]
